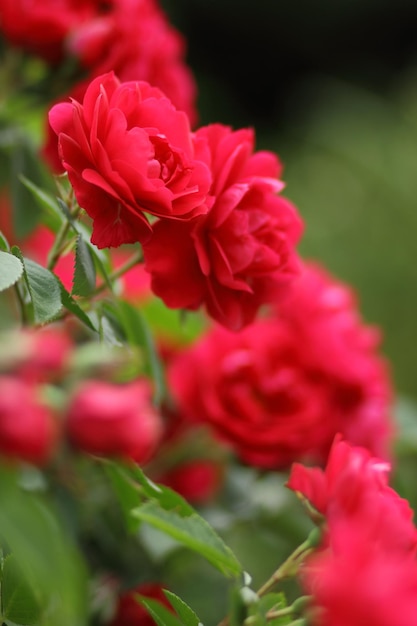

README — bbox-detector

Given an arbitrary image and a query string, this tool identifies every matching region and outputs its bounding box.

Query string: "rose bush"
[168,263,392,468]
[49,72,211,248]
[144,124,303,330]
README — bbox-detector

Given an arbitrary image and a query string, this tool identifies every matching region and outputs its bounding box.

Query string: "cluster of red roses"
[0,0,196,123]
[0,1,406,625]
[288,437,417,624]
[48,71,303,330]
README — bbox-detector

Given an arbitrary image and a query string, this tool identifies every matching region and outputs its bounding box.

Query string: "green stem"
[265,606,294,620]
[47,198,80,271]
[256,529,320,597]
[93,248,143,296]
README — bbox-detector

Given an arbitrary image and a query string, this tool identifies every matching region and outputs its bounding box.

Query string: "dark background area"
[162,0,417,399]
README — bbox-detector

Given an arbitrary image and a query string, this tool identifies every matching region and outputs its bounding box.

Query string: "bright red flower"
[66,379,162,463]
[156,460,223,505]
[15,326,73,383]
[0,376,56,465]
[0,0,98,62]
[168,263,391,468]
[293,440,417,625]
[288,438,417,555]
[67,0,197,125]
[144,124,303,330]
[303,535,417,626]
[109,583,172,626]
[49,72,211,248]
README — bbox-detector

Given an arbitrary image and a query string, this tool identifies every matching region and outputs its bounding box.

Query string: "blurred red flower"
[168,263,392,468]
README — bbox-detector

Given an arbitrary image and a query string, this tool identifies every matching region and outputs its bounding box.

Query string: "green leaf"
[247,592,292,626]
[105,463,241,578]
[10,142,44,238]
[1,555,42,625]
[142,298,206,345]
[12,248,62,324]
[132,502,242,578]
[131,466,195,515]
[163,591,201,626]
[59,281,97,333]
[0,468,88,626]
[72,235,96,296]
[0,251,23,292]
[0,232,9,251]
[117,300,166,405]
[105,463,144,533]
[139,597,183,626]
[19,175,63,233]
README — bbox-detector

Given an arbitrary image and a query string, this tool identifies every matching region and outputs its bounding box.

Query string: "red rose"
[109,583,172,626]
[168,263,392,468]
[67,0,197,125]
[292,440,417,625]
[16,326,73,383]
[157,460,222,505]
[0,376,56,465]
[49,72,211,248]
[143,123,303,330]
[66,380,162,463]
[304,535,417,626]
[0,0,97,63]
[288,438,417,555]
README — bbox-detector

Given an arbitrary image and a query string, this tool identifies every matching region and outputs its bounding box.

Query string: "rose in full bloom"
[168,263,391,468]
[0,376,56,465]
[109,583,173,626]
[66,379,162,463]
[49,72,211,248]
[144,124,303,330]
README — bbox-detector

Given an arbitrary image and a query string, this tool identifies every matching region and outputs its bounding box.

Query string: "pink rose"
[168,263,392,468]
[49,72,211,248]
[66,379,162,463]
[0,376,56,465]
[144,124,303,330]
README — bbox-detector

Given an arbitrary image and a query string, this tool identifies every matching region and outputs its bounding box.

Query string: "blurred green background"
[162,0,417,399]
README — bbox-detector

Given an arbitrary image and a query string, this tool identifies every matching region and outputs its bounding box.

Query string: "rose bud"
[66,380,162,463]
[0,376,56,466]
